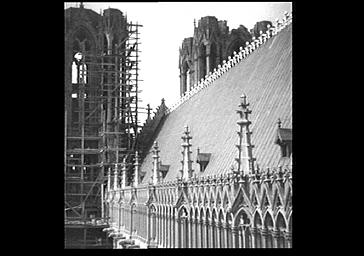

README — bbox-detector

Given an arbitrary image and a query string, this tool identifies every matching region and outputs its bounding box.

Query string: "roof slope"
[140,24,292,183]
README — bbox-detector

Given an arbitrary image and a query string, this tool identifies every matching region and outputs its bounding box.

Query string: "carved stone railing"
[165,11,292,114]
[105,163,292,248]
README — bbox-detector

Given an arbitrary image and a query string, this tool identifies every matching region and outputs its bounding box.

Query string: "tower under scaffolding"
[64,5,142,248]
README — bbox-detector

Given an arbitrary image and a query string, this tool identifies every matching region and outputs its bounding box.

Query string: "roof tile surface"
[140,24,292,183]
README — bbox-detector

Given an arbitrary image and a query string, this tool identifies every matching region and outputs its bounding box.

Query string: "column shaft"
[216,224,221,248]
[251,228,256,248]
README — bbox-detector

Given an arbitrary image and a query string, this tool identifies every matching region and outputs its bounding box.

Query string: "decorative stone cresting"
[166,11,292,114]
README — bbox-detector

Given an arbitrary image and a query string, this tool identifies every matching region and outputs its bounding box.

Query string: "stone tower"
[178,16,252,96]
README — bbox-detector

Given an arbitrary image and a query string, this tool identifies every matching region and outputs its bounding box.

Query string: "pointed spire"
[134,151,140,187]
[113,163,118,190]
[121,157,127,189]
[181,125,193,181]
[235,93,256,175]
[152,141,160,185]
[107,167,111,192]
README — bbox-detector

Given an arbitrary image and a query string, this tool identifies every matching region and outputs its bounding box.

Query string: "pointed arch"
[231,186,250,214]
[198,43,207,80]
[233,207,251,227]
[211,208,217,222]
[206,207,211,220]
[199,206,205,248]
[263,211,274,230]
[253,210,262,228]
[275,211,287,231]
[275,211,288,248]
[209,42,218,72]
[181,60,191,94]
[70,25,97,54]
[218,208,225,223]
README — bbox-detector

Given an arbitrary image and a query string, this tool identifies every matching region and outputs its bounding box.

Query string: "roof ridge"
[166,11,292,114]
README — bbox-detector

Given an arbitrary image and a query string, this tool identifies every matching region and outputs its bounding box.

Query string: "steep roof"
[276,128,292,143]
[140,24,292,183]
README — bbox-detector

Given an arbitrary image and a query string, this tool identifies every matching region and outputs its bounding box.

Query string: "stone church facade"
[178,17,272,97]
[103,11,293,249]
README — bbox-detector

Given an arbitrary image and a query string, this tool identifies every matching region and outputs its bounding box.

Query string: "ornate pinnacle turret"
[235,93,256,175]
[121,157,126,189]
[113,163,118,190]
[181,125,193,181]
[134,151,140,187]
[152,141,160,185]
[107,167,111,192]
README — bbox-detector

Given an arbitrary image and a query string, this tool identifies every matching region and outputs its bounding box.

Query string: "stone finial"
[266,24,272,38]
[277,118,282,128]
[262,33,267,43]
[235,93,256,175]
[107,167,111,192]
[259,31,263,44]
[134,151,140,187]
[181,125,193,181]
[121,157,127,189]
[245,41,250,53]
[152,141,160,185]
[113,163,118,190]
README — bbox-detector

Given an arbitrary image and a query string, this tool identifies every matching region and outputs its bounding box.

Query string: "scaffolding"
[65,22,142,248]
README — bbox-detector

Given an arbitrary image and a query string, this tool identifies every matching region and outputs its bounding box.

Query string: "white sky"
[65,2,292,124]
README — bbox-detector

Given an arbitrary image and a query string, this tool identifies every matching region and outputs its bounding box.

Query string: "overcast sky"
[65,2,292,124]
